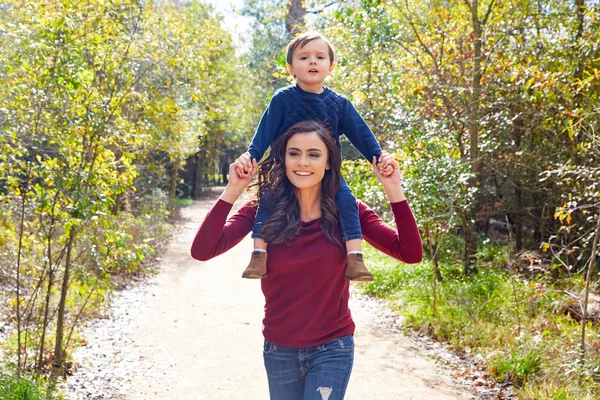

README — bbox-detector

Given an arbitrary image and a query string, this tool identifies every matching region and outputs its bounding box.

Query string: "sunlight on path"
[127,194,267,399]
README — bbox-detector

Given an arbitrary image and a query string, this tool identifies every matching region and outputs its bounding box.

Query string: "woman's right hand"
[229,152,258,190]
[220,153,258,204]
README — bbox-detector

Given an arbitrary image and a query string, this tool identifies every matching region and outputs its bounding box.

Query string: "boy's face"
[287,39,335,90]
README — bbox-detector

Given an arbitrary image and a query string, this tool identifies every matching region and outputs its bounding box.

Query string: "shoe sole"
[242,273,267,279]
[344,275,374,282]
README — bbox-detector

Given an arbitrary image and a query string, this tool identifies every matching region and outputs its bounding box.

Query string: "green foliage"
[0,372,59,400]
[0,0,243,376]
[174,198,193,207]
[362,244,600,398]
[342,159,388,217]
[320,0,600,266]
[489,345,542,384]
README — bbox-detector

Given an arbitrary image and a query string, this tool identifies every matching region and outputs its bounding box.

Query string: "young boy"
[237,31,392,281]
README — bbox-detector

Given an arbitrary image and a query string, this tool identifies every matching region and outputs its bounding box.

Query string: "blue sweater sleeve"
[247,92,284,162]
[340,97,382,162]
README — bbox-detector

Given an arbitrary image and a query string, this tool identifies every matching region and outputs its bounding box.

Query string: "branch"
[461,0,473,14]
[306,1,338,14]
[398,0,440,71]
[392,38,458,124]
[482,0,497,27]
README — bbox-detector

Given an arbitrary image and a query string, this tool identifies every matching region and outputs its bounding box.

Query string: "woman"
[190,120,422,399]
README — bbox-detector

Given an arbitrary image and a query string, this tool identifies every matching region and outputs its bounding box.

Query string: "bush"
[361,243,600,398]
[0,372,59,400]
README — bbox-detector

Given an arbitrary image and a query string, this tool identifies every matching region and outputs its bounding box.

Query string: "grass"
[0,371,59,400]
[362,244,600,399]
[173,197,193,207]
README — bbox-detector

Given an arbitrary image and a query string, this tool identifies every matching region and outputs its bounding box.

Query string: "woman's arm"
[190,155,258,261]
[360,154,422,263]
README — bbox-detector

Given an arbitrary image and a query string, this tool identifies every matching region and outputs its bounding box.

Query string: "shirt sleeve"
[360,200,423,264]
[340,97,382,162]
[190,199,256,261]
[247,92,284,162]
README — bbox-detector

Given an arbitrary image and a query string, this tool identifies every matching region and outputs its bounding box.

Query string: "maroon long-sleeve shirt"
[191,198,422,348]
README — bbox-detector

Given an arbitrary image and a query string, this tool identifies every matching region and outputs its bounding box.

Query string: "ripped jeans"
[263,334,354,400]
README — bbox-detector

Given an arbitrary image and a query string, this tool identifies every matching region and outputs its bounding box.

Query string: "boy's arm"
[247,93,284,162]
[340,97,382,162]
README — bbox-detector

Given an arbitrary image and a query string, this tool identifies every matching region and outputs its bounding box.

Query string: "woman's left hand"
[372,151,401,186]
[372,152,405,202]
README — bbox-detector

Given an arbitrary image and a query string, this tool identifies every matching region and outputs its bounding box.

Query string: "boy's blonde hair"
[286,31,336,65]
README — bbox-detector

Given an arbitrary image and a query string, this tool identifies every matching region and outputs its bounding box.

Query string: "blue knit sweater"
[247,84,382,162]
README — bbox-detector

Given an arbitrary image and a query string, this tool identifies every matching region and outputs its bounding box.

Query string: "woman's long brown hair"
[251,120,343,246]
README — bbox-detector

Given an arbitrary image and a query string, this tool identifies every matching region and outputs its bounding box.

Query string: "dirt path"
[67,192,476,400]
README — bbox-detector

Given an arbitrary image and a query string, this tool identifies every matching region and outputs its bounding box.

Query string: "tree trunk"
[285,0,306,36]
[463,217,477,275]
[465,0,485,271]
[433,257,438,316]
[513,116,523,251]
[469,0,481,180]
[514,187,523,251]
[221,162,228,185]
[169,160,179,211]
[53,227,76,375]
[580,211,600,367]
[15,186,27,374]
[423,212,443,282]
[37,240,54,372]
[192,155,202,199]
[571,0,586,165]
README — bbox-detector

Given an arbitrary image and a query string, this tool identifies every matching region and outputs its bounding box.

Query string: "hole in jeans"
[317,387,333,400]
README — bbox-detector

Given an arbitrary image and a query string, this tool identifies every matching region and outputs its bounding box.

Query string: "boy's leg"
[242,199,270,279]
[336,179,373,281]
[345,238,361,252]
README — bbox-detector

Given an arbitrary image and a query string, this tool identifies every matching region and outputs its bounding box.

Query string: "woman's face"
[285,131,330,191]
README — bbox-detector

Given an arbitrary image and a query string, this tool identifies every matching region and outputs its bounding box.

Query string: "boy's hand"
[372,155,401,186]
[229,152,258,189]
[234,152,254,179]
[377,151,394,177]
[372,155,405,202]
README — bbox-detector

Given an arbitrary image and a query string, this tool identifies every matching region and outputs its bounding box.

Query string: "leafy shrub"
[0,372,59,400]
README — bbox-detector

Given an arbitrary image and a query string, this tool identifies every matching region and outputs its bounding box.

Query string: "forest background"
[0,0,599,399]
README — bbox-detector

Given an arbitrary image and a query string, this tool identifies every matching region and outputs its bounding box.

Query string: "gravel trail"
[66,191,492,400]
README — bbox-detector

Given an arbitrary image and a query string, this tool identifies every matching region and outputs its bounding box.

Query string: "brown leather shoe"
[344,253,373,281]
[242,251,267,279]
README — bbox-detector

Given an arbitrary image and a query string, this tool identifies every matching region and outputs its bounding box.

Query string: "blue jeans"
[252,178,362,243]
[263,334,355,400]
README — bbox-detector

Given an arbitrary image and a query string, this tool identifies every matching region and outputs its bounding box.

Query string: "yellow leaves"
[352,90,366,103]
[525,77,535,89]
[542,243,550,252]
[564,118,576,141]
